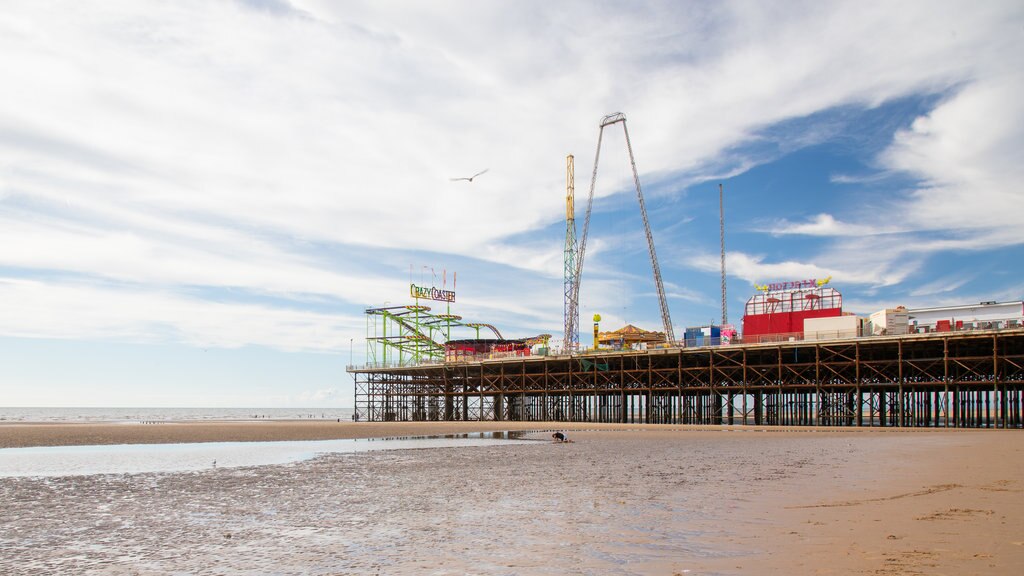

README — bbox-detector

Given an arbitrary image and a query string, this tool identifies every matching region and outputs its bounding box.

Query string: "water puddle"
[0,431,535,477]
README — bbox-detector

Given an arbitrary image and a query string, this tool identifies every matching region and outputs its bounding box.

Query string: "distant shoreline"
[0,406,356,424]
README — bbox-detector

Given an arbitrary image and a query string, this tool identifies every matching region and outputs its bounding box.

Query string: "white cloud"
[687,245,918,292]
[0,0,1021,353]
[701,252,834,285]
[909,274,975,298]
[759,7,1024,251]
[665,285,713,306]
[829,172,890,185]
[295,387,342,403]
[768,214,873,237]
[884,74,1024,241]
[0,278,361,351]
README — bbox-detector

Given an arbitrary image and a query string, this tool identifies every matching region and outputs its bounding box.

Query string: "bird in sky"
[450,169,488,182]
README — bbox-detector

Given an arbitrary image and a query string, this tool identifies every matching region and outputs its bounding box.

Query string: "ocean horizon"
[0,406,356,423]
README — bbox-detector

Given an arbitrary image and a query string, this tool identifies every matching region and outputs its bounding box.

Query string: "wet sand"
[1,422,1021,574]
[0,420,578,448]
[699,428,1024,575]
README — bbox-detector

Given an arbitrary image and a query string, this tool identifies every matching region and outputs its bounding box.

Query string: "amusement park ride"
[362,284,531,367]
[351,113,1024,428]
[567,112,676,348]
[365,112,676,366]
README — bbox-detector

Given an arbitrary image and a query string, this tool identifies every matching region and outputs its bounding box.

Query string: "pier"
[351,329,1024,428]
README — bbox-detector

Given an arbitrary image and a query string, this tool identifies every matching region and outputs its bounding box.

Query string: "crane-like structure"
[563,154,579,351]
[569,112,676,345]
[719,182,728,327]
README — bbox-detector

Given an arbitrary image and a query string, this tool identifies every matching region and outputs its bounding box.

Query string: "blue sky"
[1,1,1022,407]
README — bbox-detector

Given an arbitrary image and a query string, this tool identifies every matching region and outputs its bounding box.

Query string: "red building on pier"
[742,278,842,342]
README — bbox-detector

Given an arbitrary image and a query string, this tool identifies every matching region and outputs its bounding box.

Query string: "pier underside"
[352,331,1024,428]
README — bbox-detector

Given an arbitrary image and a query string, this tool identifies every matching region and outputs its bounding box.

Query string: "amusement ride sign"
[755,276,832,293]
[410,283,456,303]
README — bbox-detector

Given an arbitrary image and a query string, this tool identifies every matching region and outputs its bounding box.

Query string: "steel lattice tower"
[719,183,728,327]
[563,154,579,351]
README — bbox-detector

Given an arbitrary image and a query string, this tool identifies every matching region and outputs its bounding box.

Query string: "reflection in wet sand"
[0,430,909,575]
[0,432,535,477]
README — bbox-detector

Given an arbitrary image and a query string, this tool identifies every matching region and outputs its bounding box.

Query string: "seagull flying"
[450,169,489,182]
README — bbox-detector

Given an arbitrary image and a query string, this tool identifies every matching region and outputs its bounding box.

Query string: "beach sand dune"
[0,424,1021,574]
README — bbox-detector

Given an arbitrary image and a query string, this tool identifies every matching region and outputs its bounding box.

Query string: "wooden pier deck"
[350,329,1024,428]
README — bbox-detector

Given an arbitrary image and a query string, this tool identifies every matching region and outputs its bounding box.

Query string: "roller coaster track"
[365,307,507,360]
[464,323,504,339]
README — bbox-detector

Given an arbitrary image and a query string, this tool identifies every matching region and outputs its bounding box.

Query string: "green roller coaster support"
[363,302,504,367]
[365,305,448,366]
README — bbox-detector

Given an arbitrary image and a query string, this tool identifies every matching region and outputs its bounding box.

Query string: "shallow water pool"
[0,431,535,477]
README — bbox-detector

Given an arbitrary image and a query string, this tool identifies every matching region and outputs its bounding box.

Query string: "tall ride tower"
[719,182,728,327]
[572,113,676,344]
[563,154,579,351]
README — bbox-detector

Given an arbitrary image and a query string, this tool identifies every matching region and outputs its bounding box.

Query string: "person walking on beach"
[552,431,571,443]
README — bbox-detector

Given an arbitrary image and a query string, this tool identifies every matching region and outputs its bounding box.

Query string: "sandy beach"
[1,421,1021,575]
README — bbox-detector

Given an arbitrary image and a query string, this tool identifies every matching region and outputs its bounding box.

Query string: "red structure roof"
[445,339,530,362]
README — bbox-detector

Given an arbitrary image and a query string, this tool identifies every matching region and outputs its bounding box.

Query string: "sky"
[1,0,1022,408]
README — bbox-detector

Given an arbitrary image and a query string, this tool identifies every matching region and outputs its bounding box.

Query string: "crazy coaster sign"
[410,283,456,303]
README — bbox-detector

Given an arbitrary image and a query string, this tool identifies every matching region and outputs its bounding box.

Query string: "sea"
[0,406,356,423]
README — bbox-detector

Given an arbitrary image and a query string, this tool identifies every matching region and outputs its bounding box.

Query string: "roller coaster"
[363,304,525,367]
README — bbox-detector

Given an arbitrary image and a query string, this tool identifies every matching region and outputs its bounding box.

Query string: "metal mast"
[563,154,579,352]
[572,112,676,344]
[719,183,728,326]
[569,124,605,353]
